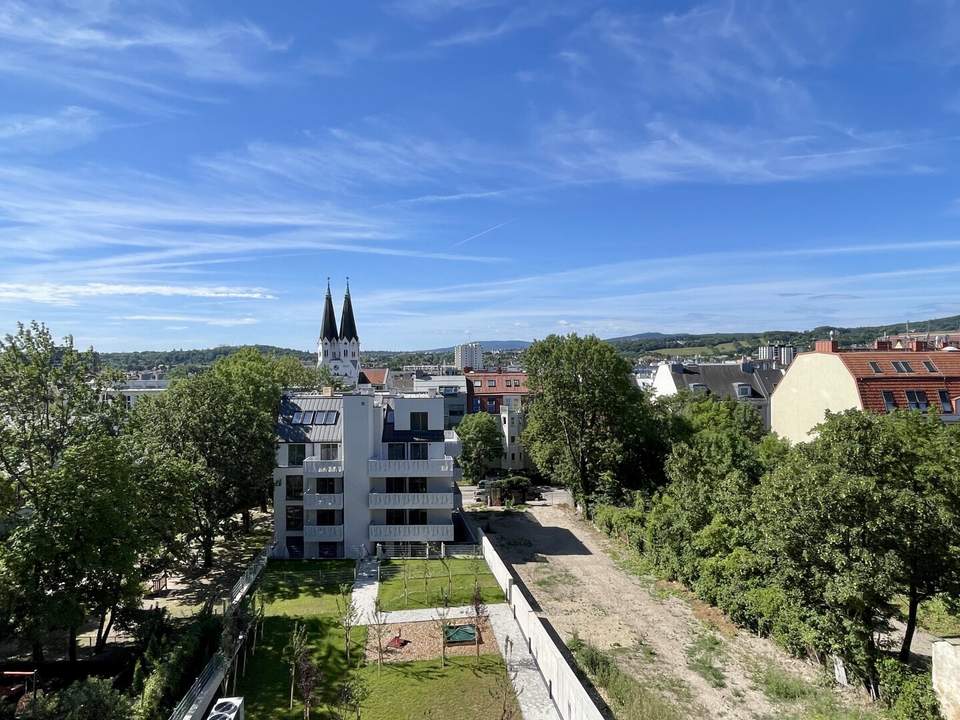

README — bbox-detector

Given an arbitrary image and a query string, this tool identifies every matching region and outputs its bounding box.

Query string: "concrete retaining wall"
[933,637,960,720]
[478,528,605,720]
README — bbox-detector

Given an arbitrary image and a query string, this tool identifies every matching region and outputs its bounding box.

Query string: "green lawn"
[378,559,504,611]
[236,560,514,720]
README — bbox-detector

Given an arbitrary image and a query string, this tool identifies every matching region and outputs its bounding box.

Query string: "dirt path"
[476,502,826,720]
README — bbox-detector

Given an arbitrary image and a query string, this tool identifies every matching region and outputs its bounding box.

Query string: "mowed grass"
[237,560,368,720]
[378,559,503,611]
[359,655,519,720]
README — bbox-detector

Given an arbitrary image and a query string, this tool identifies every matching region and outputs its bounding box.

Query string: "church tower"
[317,279,361,385]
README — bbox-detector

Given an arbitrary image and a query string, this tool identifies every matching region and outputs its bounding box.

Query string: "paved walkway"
[352,558,379,623]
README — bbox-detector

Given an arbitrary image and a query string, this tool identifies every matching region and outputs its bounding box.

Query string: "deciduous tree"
[456,412,503,483]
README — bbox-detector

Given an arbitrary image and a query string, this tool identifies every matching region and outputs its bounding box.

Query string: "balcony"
[303,493,343,510]
[444,430,462,459]
[368,492,454,509]
[303,458,343,476]
[367,458,454,477]
[304,525,344,542]
[368,524,455,542]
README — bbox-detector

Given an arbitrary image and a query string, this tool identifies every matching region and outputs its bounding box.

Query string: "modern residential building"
[272,389,461,559]
[465,369,531,471]
[106,378,170,409]
[412,373,468,429]
[317,281,360,385]
[771,338,960,443]
[454,342,484,371]
[757,344,796,366]
[651,360,785,428]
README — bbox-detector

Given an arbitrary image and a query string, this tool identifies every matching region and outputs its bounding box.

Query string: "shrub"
[877,657,942,720]
[20,679,132,720]
[592,504,645,552]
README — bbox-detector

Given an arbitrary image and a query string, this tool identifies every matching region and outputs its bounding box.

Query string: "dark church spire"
[320,277,338,341]
[339,277,358,341]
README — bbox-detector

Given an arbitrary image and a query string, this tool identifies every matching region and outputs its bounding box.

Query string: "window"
[285,506,303,531]
[316,477,336,494]
[449,407,464,417]
[386,509,405,525]
[408,509,427,525]
[511,453,516,461]
[288,444,306,467]
[440,386,458,395]
[892,361,915,373]
[387,443,406,460]
[319,410,339,425]
[868,361,883,374]
[939,390,954,414]
[316,509,337,526]
[905,390,929,411]
[409,477,427,493]
[882,390,898,412]
[487,399,497,413]
[386,477,406,493]
[690,383,708,393]
[285,475,303,500]
[409,443,428,460]
[923,360,938,373]
[292,411,303,424]
[487,379,496,387]
[410,411,429,432]
[300,411,314,424]
[736,384,751,398]
[472,398,481,412]
[510,435,516,443]
[319,443,339,461]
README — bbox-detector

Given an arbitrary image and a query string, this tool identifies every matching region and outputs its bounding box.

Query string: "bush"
[877,657,942,720]
[592,504,646,553]
[20,679,132,720]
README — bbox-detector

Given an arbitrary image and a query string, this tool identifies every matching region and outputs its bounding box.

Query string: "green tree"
[522,334,659,508]
[21,678,132,720]
[456,412,503,483]
[270,355,345,392]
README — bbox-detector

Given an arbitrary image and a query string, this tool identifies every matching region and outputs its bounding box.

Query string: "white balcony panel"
[303,493,343,510]
[303,525,344,542]
[303,458,344,476]
[444,430,462,459]
[368,524,455,542]
[367,458,454,477]
[368,492,454,509]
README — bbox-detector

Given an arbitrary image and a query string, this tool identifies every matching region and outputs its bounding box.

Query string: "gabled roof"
[359,368,388,386]
[339,284,358,341]
[669,363,783,400]
[320,282,338,342]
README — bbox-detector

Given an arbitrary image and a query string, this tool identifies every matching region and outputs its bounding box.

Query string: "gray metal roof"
[670,363,784,401]
[277,394,343,442]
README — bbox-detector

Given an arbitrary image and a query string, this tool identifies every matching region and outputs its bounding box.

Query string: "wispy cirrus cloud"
[116,314,259,327]
[0,106,102,152]
[0,283,276,306]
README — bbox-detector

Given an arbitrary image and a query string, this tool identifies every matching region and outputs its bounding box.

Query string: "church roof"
[339,284,358,341]
[320,282,338,341]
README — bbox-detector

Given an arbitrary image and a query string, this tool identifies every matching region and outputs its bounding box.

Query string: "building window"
[881,390,898,412]
[285,506,303,531]
[892,360,914,373]
[410,411,429,431]
[408,509,427,525]
[316,509,338,526]
[868,361,883,374]
[938,390,953,414]
[905,390,929,411]
[386,509,405,525]
[487,379,496,387]
[319,443,339,460]
[736,384,751,398]
[409,443,428,460]
[449,407,464,418]
[316,477,336,494]
[690,383,708,394]
[409,477,427,493]
[300,411,315,424]
[472,398,481,412]
[292,411,303,424]
[387,443,406,460]
[288,444,306,467]
[487,399,497,413]
[510,435,516,443]
[511,453,516,461]
[386,477,406,493]
[286,475,304,500]
[923,360,938,373]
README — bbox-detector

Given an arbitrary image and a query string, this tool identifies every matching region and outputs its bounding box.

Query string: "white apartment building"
[412,374,468,429]
[454,342,483,371]
[272,389,462,559]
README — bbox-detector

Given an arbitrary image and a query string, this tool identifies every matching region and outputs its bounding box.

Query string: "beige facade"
[770,352,862,444]
[934,638,960,720]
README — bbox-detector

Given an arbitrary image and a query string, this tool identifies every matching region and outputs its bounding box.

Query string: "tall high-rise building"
[317,280,360,385]
[454,342,483,370]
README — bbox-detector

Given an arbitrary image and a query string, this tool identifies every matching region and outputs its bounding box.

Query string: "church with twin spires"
[317,280,360,385]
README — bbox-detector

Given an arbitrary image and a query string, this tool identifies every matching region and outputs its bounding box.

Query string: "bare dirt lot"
[473,500,870,720]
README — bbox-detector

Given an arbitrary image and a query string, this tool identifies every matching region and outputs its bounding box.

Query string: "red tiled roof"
[465,370,529,396]
[359,368,388,385]
[830,350,960,414]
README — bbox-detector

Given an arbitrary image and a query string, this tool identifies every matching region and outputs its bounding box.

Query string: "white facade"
[412,374,468,429]
[107,379,169,409]
[454,342,484,371]
[273,390,461,559]
[498,400,527,471]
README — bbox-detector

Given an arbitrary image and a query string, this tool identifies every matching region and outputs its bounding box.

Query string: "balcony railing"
[367,458,454,477]
[368,492,454,509]
[303,458,343,476]
[303,493,343,510]
[304,525,344,542]
[368,524,455,542]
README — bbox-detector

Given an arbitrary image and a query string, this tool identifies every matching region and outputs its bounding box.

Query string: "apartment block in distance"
[273,390,462,559]
[466,369,530,471]
[454,342,484,371]
[771,338,960,443]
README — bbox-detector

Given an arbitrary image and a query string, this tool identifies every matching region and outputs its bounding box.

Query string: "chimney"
[814,339,839,353]
[874,339,892,351]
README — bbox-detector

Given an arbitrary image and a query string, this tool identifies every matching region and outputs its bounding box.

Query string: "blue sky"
[3,1,960,351]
